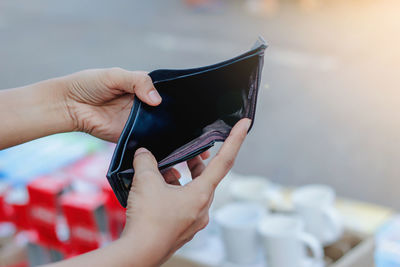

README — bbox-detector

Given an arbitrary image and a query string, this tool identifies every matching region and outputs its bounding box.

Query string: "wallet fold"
[107,37,267,207]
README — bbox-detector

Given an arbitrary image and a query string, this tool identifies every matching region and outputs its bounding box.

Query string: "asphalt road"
[1,0,400,208]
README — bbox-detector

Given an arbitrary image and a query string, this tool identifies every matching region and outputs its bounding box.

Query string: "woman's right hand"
[121,118,251,266]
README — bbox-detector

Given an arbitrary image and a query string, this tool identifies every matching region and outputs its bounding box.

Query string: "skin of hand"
[1,69,251,266]
[127,118,250,266]
[47,118,251,267]
[0,68,161,149]
[63,68,161,142]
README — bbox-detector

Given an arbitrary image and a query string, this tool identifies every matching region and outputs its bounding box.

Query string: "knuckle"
[185,212,197,225]
[142,73,152,82]
[211,181,219,190]
[142,75,154,88]
[134,71,152,83]
[223,157,235,170]
[199,215,210,230]
[135,169,157,180]
[197,193,210,209]
[237,130,247,141]
[132,73,154,94]
[107,67,124,76]
[183,235,195,244]
[235,124,248,137]
[103,67,124,87]
[135,150,155,161]
[214,153,234,170]
[133,70,148,76]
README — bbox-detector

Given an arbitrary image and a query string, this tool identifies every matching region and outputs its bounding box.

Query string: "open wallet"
[107,37,267,207]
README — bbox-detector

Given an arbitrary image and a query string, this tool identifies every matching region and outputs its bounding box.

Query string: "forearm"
[0,78,73,149]
[46,234,163,267]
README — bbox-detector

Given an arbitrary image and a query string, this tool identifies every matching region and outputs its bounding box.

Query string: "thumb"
[102,68,162,106]
[131,71,162,106]
[133,147,161,179]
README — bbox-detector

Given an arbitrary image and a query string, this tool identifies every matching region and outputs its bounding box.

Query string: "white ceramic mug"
[229,175,283,209]
[230,175,270,203]
[292,184,343,245]
[215,202,267,265]
[258,215,324,267]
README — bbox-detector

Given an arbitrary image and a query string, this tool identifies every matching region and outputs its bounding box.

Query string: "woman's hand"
[0,68,161,149]
[48,119,250,267]
[62,68,161,142]
[121,118,251,266]
[2,68,251,267]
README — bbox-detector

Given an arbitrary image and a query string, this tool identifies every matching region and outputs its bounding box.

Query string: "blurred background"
[1,0,400,208]
[1,0,400,266]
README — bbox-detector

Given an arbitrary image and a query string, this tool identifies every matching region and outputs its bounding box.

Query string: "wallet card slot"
[158,119,232,167]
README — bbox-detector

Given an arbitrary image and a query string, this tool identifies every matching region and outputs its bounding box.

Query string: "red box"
[28,175,69,209]
[0,182,11,221]
[65,152,112,187]
[65,151,126,241]
[5,188,30,230]
[61,191,108,254]
[27,175,70,247]
[102,182,126,240]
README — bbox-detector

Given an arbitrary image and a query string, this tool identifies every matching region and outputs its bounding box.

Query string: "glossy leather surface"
[107,38,267,207]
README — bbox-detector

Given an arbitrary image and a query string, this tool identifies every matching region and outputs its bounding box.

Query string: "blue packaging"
[375,215,400,267]
[0,133,105,186]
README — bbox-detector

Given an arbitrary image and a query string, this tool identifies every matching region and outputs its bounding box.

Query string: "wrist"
[35,77,76,133]
[0,78,75,149]
[119,222,172,267]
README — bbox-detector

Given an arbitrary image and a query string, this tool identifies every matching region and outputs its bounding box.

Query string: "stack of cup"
[229,174,285,210]
[215,202,267,266]
[214,203,325,267]
[213,174,342,267]
[258,215,324,267]
[292,184,343,246]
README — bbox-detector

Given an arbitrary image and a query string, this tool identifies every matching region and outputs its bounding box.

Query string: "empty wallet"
[107,37,267,207]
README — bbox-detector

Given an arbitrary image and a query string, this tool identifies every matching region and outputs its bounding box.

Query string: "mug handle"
[298,231,324,261]
[321,207,343,243]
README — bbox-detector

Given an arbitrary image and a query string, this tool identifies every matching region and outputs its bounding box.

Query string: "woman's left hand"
[1,68,159,148]
[61,68,161,142]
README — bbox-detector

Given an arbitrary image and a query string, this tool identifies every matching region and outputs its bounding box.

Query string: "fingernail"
[148,90,162,104]
[244,119,252,130]
[135,147,149,156]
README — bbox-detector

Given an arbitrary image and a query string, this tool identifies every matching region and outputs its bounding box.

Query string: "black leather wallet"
[107,37,267,207]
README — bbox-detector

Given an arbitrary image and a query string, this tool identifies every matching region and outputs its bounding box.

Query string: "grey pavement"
[1,0,400,208]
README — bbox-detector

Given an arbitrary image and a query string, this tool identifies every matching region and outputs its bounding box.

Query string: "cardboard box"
[163,198,392,267]
[5,188,30,230]
[61,191,108,254]
[27,175,70,247]
[102,182,125,240]
[164,232,375,267]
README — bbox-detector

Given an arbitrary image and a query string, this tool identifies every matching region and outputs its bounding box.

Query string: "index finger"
[200,118,251,189]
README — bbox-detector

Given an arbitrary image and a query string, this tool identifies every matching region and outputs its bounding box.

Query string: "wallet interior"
[107,38,267,207]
